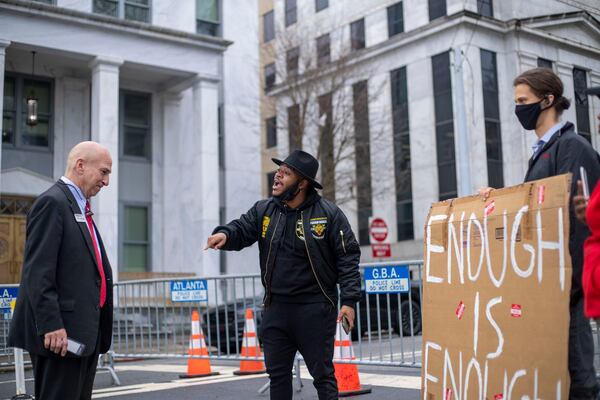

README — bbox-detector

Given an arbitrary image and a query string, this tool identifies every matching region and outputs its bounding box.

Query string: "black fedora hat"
[272,150,323,189]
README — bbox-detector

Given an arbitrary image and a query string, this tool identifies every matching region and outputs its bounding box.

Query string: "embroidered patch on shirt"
[262,216,270,238]
[296,219,305,241]
[310,217,327,239]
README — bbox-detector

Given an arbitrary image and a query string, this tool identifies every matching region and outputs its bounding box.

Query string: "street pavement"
[0,358,421,399]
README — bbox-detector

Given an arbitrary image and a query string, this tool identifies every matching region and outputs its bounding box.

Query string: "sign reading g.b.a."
[364,265,409,294]
[0,287,18,319]
[170,279,208,302]
[422,174,571,399]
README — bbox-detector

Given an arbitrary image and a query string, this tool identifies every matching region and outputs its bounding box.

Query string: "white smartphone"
[580,166,590,200]
[67,338,86,356]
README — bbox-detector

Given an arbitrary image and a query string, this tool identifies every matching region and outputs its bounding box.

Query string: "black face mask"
[275,179,301,203]
[514,101,543,130]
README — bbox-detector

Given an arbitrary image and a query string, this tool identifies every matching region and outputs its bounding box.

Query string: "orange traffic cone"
[334,321,371,397]
[233,308,266,375]
[180,310,220,378]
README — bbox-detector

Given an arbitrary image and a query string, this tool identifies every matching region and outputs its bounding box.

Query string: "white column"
[591,72,600,152]
[89,56,123,280]
[407,58,437,242]
[192,79,220,277]
[161,92,184,272]
[0,39,11,193]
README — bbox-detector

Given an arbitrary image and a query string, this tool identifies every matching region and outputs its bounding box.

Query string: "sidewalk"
[0,358,421,399]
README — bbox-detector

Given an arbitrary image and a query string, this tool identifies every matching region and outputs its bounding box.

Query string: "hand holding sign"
[573,180,588,225]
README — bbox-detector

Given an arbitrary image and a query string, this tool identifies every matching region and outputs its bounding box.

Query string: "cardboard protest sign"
[422,174,572,400]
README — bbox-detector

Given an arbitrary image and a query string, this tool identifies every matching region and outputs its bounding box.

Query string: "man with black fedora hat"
[206,149,361,399]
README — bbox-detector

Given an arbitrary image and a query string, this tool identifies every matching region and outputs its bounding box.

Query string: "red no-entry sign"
[369,217,391,258]
[369,218,388,243]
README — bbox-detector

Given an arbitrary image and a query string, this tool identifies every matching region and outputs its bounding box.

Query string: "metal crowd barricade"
[5,257,600,392]
[0,260,426,394]
[110,261,425,370]
[111,273,266,362]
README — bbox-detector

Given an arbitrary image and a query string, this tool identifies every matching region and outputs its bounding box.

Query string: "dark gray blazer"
[524,122,600,305]
[8,180,113,357]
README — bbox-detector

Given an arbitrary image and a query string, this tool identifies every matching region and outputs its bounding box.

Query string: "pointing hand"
[205,233,227,250]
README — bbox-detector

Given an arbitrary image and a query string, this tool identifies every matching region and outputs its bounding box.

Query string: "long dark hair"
[513,68,571,115]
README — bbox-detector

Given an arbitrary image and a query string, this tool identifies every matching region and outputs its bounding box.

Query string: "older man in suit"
[9,141,114,400]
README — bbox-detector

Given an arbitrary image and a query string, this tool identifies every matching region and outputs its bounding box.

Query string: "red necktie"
[85,200,106,307]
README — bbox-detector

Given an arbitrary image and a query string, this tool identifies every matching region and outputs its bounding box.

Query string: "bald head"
[65,141,112,199]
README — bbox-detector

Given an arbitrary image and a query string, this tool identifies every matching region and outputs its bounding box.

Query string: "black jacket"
[214,191,362,308]
[524,122,600,304]
[9,181,113,357]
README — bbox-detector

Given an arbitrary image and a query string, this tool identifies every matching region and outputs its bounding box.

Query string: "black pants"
[259,301,338,400]
[30,339,100,400]
[569,297,598,399]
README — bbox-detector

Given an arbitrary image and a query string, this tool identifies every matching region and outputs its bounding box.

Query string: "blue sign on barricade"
[0,287,18,319]
[170,280,208,302]
[364,265,410,294]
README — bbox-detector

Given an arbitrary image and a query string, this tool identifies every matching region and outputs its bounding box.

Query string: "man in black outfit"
[9,141,113,400]
[205,150,361,400]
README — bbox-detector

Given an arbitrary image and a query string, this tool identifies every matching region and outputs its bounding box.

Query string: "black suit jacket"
[8,180,113,357]
[524,122,600,305]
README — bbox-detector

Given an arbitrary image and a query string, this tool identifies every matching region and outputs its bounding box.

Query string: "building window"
[390,67,414,241]
[263,10,275,43]
[122,205,149,272]
[316,0,328,12]
[537,58,553,69]
[121,91,151,159]
[573,68,591,143]
[353,81,373,244]
[286,47,300,76]
[481,49,503,188]
[432,51,457,200]
[265,63,276,91]
[3,75,52,148]
[93,0,150,23]
[428,0,447,21]
[2,77,15,145]
[477,0,493,17]
[316,33,330,67]
[266,117,277,148]
[288,104,302,150]
[196,0,220,36]
[319,93,335,201]
[387,2,404,38]
[285,0,297,27]
[350,18,365,51]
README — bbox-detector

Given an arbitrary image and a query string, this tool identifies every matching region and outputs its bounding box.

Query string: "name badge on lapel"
[74,213,86,223]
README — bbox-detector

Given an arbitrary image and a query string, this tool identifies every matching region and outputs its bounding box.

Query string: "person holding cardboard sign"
[481,68,600,399]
